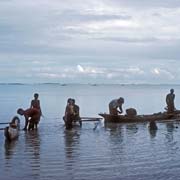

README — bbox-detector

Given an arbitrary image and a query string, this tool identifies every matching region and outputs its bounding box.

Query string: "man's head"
[170,89,174,94]
[71,99,75,105]
[118,97,124,104]
[34,93,39,99]
[67,98,72,104]
[17,108,24,115]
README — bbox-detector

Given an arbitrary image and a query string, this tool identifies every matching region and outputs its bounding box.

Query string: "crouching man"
[17,108,41,130]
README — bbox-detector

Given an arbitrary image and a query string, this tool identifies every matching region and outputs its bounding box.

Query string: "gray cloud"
[57,9,131,23]
[104,0,180,8]
[0,0,180,83]
[95,37,159,43]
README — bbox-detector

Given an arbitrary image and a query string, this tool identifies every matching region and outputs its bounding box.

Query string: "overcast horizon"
[1,0,180,84]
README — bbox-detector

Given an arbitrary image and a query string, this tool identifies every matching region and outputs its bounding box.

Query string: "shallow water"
[1,84,180,180]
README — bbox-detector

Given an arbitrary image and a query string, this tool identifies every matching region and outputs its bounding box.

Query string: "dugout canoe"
[4,116,20,141]
[99,111,180,123]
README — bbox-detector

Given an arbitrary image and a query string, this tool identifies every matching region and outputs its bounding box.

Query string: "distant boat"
[4,116,20,141]
[99,110,180,123]
[61,84,67,86]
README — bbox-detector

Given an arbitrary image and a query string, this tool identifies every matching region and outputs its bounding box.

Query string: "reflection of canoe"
[99,111,180,123]
[4,116,20,141]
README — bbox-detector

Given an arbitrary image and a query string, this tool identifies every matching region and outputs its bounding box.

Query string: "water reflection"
[4,139,18,159]
[149,129,157,138]
[164,122,180,155]
[24,130,41,179]
[126,124,138,135]
[148,121,158,139]
[63,129,81,180]
[64,129,80,159]
[166,122,177,132]
[24,130,41,158]
[104,122,124,134]
[165,122,175,143]
[104,123,124,145]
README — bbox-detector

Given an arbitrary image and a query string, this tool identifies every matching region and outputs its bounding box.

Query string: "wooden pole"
[81,117,102,119]
[0,122,9,125]
[81,119,101,122]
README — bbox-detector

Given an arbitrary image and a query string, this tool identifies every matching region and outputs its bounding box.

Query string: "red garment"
[24,108,40,123]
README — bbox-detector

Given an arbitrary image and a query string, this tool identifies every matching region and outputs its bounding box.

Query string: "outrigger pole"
[80,117,102,121]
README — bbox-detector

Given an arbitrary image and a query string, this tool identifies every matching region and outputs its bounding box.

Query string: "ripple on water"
[1,121,180,180]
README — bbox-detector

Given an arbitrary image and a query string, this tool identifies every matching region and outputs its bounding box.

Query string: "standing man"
[166,89,175,113]
[64,98,75,129]
[109,97,124,115]
[30,93,42,116]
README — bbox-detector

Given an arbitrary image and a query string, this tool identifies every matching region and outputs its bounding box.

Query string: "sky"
[0,0,180,84]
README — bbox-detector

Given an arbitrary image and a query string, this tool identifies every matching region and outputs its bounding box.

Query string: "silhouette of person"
[17,108,41,130]
[64,98,75,129]
[166,89,175,113]
[30,93,42,116]
[109,97,124,115]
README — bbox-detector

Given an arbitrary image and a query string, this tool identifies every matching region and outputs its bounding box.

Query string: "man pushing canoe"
[109,97,124,115]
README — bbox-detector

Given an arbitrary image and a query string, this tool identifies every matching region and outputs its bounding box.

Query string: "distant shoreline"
[0,83,179,86]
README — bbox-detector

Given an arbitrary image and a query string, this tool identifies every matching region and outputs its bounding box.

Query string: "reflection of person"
[149,121,158,131]
[17,108,41,130]
[109,97,124,115]
[64,129,80,161]
[166,89,175,113]
[4,139,17,158]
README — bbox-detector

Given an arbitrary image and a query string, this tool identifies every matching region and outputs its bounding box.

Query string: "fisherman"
[30,93,42,116]
[72,99,82,126]
[64,98,75,129]
[17,108,41,130]
[166,89,175,113]
[109,97,124,115]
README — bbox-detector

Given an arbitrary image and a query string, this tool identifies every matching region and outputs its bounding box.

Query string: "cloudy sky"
[0,0,180,84]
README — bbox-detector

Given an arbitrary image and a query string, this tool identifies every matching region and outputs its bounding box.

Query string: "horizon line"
[0,82,179,86]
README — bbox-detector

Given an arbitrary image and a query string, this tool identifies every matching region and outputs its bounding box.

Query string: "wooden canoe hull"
[99,112,180,123]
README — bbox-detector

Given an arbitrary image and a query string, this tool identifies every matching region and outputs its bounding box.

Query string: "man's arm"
[173,94,175,100]
[118,105,123,114]
[30,100,33,108]
[166,95,169,104]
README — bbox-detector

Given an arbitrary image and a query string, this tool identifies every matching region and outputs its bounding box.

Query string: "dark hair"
[71,99,75,103]
[118,97,124,103]
[17,108,24,115]
[67,98,72,103]
[34,93,39,98]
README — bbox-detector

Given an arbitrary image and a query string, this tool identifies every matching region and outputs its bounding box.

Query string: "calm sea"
[1,84,180,180]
